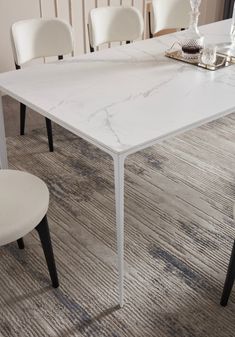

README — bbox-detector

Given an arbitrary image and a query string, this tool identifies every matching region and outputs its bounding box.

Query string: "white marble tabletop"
[0,19,234,156]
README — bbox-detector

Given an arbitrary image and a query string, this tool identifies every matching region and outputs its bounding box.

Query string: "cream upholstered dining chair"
[88,6,144,52]
[0,169,58,288]
[220,205,235,306]
[11,18,74,152]
[149,0,191,37]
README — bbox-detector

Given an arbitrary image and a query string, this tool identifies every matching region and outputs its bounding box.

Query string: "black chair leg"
[36,215,59,288]
[220,240,235,306]
[148,11,153,39]
[17,238,25,249]
[45,118,54,152]
[20,103,26,135]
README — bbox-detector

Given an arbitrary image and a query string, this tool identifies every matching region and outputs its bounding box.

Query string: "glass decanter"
[216,2,235,58]
[181,0,204,59]
[230,2,235,45]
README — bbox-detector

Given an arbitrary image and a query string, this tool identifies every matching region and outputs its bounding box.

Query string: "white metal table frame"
[0,92,135,307]
[0,94,127,307]
[0,19,235,308]
[1,87,234,308]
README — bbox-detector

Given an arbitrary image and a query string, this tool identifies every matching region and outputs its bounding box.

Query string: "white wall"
[0,0,225,73]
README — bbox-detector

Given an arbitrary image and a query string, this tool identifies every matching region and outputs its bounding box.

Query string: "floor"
[3,95,45,137]
[1,95,235,337]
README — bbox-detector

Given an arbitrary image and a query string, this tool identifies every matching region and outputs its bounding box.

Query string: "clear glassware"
[213,2,235,58]
[181,0,204,59]
[200,45,217,66]
[216,3,235,58]
[190,0,202,11]
[230,2,235,44]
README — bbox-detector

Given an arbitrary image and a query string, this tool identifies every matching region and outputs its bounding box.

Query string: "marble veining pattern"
[0,20,234,154]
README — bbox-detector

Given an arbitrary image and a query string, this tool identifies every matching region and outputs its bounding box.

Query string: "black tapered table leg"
[20,103,26,135]
[220,240,235,306]
[17,238,25,249]
[36,215,59,288]
[45,118,54,152]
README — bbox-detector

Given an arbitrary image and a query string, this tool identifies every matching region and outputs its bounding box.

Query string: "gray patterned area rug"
[1,115,235,337]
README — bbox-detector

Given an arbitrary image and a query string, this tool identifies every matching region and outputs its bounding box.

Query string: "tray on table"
[165,49,235,71]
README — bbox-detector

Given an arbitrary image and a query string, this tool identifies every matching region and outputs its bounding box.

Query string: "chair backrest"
[151,0,191,35]
[11,18,74,66]
[88,6,144,49]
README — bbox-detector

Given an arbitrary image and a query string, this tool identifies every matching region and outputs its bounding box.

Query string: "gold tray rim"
[165,49,235,71]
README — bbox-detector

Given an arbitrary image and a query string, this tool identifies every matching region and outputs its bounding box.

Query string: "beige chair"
[0,169,58,288]
[149,0,191,37]
[220,205,235,306]
[11,18,74,152]
[88,6,144,52]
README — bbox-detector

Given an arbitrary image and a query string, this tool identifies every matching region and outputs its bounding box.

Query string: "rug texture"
[1,114,235,337]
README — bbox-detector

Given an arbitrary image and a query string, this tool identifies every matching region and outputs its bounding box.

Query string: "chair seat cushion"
[0,170,49,246]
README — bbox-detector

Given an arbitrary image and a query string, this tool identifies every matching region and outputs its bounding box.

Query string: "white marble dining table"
[0,19,235,307]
